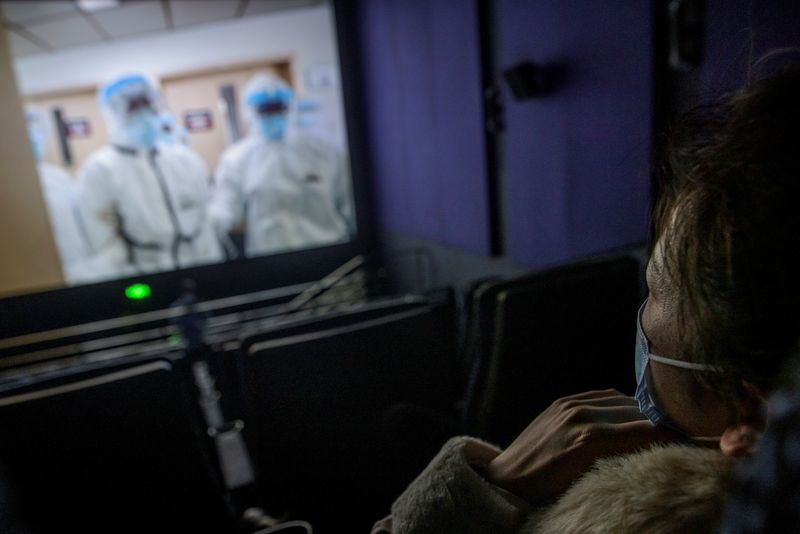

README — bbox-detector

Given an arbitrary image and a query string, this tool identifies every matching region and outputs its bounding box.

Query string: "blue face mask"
[635,300,721,440]
[296,98,320,131]
[28,130,44,161]
[125,110,159,148]
[258,114,289,141]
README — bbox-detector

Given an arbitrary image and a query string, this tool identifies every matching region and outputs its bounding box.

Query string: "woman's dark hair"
[652,61,800,399]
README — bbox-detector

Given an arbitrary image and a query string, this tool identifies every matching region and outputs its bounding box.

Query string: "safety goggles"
[126,95,154,113]
[256,100,289,116]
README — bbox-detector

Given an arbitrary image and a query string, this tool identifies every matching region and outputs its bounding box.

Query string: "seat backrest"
[237,297,460,527]
[465,256,642,445]
[238,295,433,352]
[212,295,435,419]
[0,359,233,533]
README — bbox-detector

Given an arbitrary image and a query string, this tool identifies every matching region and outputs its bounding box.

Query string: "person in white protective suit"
[210,73,355,258]
[25,106,95,285]
[76,73,223,280]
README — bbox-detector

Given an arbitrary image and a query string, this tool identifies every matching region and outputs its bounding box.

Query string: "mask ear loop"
[647,353,719,372]
[637,303,724,442]
[645,355,725,443]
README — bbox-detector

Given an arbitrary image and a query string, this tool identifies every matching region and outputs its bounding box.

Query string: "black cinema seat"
[0,359,234,533]
[237,295,461,532]
[463,255,642,446]
[210,294,436,428]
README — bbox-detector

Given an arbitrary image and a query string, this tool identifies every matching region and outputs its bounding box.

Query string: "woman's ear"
[720,381,768,457]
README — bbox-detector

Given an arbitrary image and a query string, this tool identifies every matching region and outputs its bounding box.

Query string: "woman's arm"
[374,390,682,534]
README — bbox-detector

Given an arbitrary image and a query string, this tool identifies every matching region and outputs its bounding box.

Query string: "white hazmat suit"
[210,73,354,258]
[77,74,223,281]
[26,107,95,285]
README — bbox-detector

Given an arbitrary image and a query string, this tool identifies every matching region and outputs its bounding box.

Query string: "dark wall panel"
[702,0,800,97]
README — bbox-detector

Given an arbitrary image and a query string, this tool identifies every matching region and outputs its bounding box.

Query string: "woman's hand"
[482,389,683,503]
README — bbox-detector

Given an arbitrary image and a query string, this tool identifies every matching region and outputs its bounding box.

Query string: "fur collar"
[526,444,736,533]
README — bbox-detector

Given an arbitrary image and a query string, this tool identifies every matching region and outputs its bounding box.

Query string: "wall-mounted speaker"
[502,61,546,100]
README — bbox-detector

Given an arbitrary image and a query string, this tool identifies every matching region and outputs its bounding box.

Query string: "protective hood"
[98,73,162,149]
[242,72,298,143]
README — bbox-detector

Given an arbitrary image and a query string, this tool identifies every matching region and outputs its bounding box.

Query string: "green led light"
[125,283,151,300]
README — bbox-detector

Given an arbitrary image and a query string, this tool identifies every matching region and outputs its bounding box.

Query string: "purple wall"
[498,0,653,267]
[355,1,800,270]
[357,0,491,255]
[357,1,653,266]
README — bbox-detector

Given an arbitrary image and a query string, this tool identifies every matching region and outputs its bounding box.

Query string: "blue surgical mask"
[258,114,289,141]
[126,110,159,148]
[28,131,44,161]
[296,98,320,130]
[635,300,721,441]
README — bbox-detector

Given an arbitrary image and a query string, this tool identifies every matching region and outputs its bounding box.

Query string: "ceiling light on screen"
[76,0,121,12]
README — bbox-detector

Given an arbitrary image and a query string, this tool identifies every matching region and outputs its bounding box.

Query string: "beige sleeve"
[375,436,531,534]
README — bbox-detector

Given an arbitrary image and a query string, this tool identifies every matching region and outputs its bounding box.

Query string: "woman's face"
[641,239,733,438]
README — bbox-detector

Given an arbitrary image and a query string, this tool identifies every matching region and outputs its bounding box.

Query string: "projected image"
[10,0,355,286]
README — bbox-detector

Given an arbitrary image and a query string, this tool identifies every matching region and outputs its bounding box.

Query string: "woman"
[374,64,800,533]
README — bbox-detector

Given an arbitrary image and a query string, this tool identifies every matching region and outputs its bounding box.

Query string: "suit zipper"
[148,150,183,268]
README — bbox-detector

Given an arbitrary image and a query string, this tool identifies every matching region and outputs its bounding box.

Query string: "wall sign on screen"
[65,118,91,139]
[183,110,214,132]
